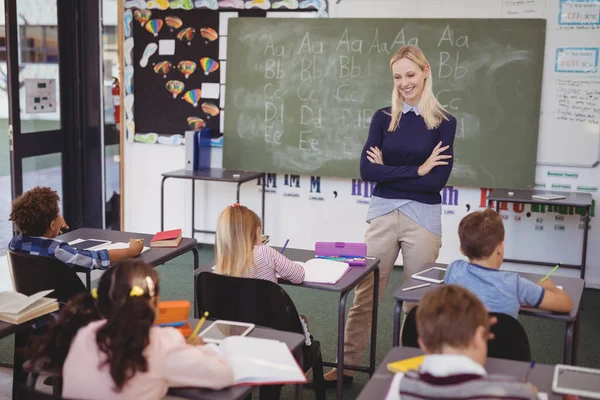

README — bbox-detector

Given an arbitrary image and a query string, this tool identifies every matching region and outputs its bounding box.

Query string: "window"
[0,26,6,61]
[20,25,59,63]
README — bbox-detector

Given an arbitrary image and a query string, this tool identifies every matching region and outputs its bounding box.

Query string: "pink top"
[62,320,234,400]
[245,245,305,284]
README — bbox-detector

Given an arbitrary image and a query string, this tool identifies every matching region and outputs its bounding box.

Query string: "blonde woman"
[324,45,457,385]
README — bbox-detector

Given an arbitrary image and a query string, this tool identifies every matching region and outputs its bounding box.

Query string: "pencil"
[538,264,560,284]
[280,239,290,254]
[188,311,209,342]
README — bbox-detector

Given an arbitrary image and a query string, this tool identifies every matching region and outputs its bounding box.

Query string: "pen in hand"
[524,360,536,382]
[188,311,209,342]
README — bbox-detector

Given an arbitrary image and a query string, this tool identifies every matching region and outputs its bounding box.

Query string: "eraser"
[508,192,514,196]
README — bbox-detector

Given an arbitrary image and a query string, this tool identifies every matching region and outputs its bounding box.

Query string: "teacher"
[324,45,457,385]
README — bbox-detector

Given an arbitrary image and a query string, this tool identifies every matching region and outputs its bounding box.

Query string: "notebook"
[151,229,183,248]
[386,355,425,373]
[92,242,150,254]
[293,258,350,284]
[0,289,58,324]
[531,193,567,201]
[217,336,306,385]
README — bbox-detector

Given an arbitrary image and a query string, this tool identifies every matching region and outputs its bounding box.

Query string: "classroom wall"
[124,0,600,288]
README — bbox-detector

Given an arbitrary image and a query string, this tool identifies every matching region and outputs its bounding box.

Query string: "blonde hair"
[388,45,449,131]
[215,205,261,277]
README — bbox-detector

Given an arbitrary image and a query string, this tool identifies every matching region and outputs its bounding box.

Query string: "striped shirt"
[244,245,305,284]
[9,234,111,270]
[386,354,537,400]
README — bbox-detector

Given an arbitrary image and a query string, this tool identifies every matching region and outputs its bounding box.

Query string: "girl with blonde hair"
[323,45,457,385]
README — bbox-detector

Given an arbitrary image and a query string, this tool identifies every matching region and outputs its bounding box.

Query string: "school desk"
[194,247,381,400]
[487,188,592,280]
[356,347,560,400]
[392,263,585,365]
[167,318,305,400]
[161,168,266,236]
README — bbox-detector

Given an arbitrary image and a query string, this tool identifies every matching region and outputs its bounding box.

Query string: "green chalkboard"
[223,18,546,188]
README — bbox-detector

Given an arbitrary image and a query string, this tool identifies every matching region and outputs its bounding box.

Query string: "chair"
[195,271,326,400]
[487,312,532,362]
[7,250,88,303]
[401,308,532,362]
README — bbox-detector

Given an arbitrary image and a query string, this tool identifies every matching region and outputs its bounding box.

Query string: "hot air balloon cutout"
[201,102,219,119]
[177,61,197,79]
[182,89,202,107]
[200,27,218,44]
[177,27,195,46]
[187,117,206,130]
[153,61,172,78]
[133,9,152,26]
[166,80,185,99]
[200,57,219,76]
[165,16,183,32]
[145,19,164,37]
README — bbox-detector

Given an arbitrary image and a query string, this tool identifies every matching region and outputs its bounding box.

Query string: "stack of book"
[0,289,58,325]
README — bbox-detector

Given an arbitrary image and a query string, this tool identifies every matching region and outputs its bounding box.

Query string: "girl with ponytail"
[30,262,233,399]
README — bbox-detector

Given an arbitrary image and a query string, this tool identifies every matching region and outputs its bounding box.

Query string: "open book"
[0,289,58,324]
[294,258,350,284]
[216,336,306,385]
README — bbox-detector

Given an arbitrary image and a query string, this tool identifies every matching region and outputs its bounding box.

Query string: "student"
[445,208,573,319]
[386,285,538,400]
[29,261,234,399]
[8,186,142,270]
[214,204,310,344]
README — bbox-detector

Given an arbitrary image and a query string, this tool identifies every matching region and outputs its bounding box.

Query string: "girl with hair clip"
[29,262,234,399]
[215,204,311,345]
[323,45,457,385]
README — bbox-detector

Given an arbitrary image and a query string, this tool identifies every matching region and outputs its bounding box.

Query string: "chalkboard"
[223,18,546,188]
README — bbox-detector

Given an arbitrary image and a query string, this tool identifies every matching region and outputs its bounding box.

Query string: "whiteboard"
[332,0,600,168]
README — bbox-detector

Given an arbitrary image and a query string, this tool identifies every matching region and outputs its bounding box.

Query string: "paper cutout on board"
[177,27,196,46]
[126,119,135,139]
[125,94,134,120]
[272,0,299,9]
[202,82,220,99]
[158,134,184,145]
[124,10,133,37]
[200,27,219,43]
[166,80,185,98]
[299,0,326,10]
[178,61,197,79]
[147,0,169,9]
[165,16,183,31]
[183,89,202,107]
[124,0,147,8]
[170,0,194,10]
[124,37,134,66]
[187,117,206,130]
[246,0,271,9]
[158,39,175,56]
[145,19,164,37]
[135,133,159,143]
[201,102,220,118]
[140,43,158,67]
[200,57,219,75]
[195,0,219,9]
[134,9,152,26]
[125,65,134,94]
[219,0,245,8]
[153,61,172,78]
[218,37,227,60]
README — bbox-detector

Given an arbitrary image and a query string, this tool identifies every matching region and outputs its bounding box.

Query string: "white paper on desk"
[92,242,150,254]
[294,259,350,284]
[67,238,112,250]
[384,372,403,400]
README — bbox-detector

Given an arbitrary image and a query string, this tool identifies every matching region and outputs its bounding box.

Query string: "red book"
[150,229,182,248]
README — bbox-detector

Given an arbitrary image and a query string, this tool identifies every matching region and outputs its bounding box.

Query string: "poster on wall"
[123,0,328,147]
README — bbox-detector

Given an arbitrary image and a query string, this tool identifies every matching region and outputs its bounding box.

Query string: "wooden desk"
[357,347,560,400]
[392,263,585,365]
[167,319,305,400]
[487,188,592,280]
[161,168,266,237]
[195,247,381,400]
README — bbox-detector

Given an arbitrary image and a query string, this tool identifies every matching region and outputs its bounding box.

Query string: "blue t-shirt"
[444,260,545,319]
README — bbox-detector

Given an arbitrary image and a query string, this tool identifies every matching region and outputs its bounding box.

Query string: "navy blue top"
[360,107,457,205]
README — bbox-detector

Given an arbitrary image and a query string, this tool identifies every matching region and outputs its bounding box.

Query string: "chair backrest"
[401,306,420,348]
[487,312,532,362]
[7,250,88,304]
[195,272,304,335]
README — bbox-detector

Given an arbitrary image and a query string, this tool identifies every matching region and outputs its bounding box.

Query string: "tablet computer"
[71,239,111,250]
[199,320,255,344]
[411,267,446,284]
[552,364,600,399]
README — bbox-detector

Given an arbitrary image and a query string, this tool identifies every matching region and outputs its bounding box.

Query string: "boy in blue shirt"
[445,208,573,319]
[9,187,143,270]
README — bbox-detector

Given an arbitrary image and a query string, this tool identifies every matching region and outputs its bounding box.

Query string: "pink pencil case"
[314,242,367,266]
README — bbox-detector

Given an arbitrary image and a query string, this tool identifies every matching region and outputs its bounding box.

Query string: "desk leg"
[192,246,199,318]
[369,266,380,376]
[86,271,91,291]
[236,182,241,204]
[564,321,574,365]
[337,291,350,400]
[572,310,581,365]
[294,346,304,400]
[393,300,403,347]
[160,176,168,231]
[581,206,590,280]
[191,180,195,238]
[262,174,266,234]
[13,329,30,400]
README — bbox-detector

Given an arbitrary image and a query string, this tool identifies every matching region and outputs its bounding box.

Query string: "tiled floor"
[0,366,14,400]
